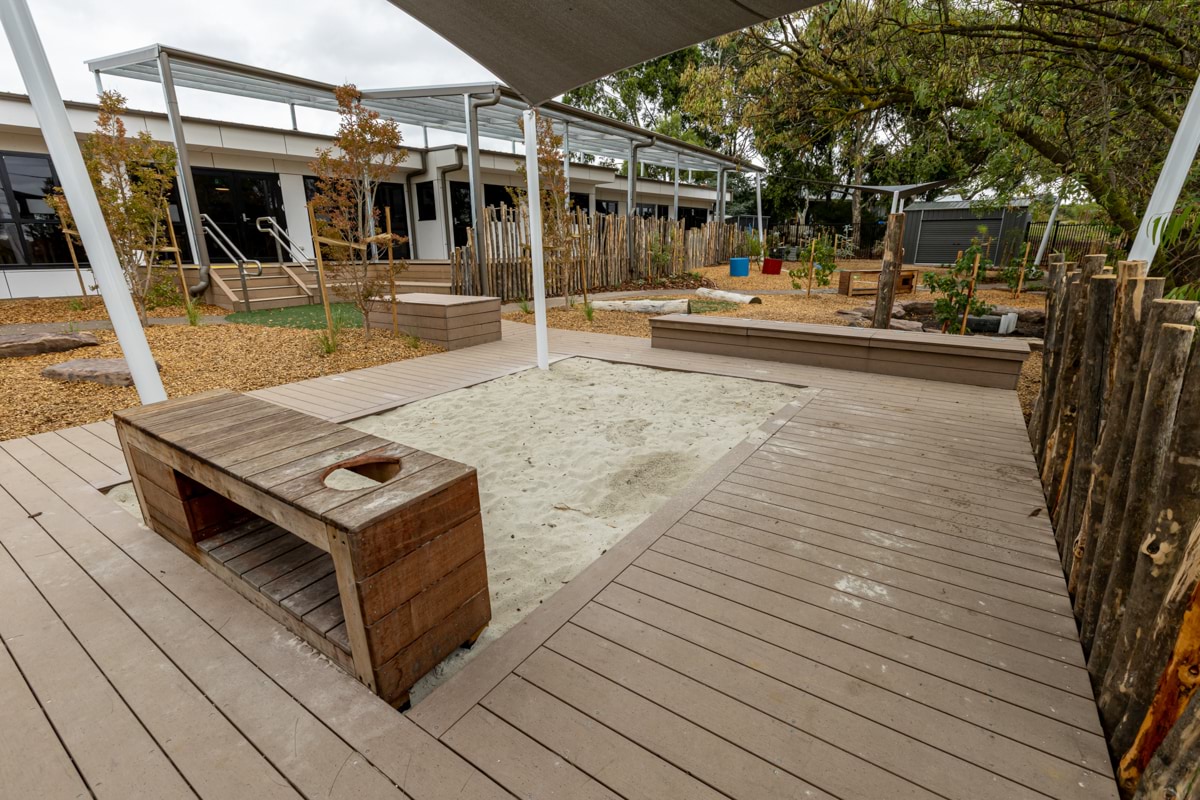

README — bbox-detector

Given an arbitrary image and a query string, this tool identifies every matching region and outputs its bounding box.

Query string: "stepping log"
[590,299,690,314]
[0,331,97,358]
[695,287,761,305]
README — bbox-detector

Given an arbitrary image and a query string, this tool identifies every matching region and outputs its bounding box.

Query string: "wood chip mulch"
[0,324,441,441]
[0,297,227,325]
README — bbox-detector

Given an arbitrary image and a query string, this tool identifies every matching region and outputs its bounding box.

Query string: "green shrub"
[144,269,183,310]
[788,237,838,289]
[583,301,594,322]
[924,238,994,329]
[997,257,1044,295]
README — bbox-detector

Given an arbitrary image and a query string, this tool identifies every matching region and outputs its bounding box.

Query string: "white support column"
[157,51,209,268]
[562,121,570,199]
[1129,73,1200,268]
[92,69,103,95]
[524,108,549,370]
[288,102,298,131]
[1034,189,1064,267]
[755,171,764,247]
[463,93,484,292]
[0,0,166,403]
[890,191,901,215]
[671,152,680,221]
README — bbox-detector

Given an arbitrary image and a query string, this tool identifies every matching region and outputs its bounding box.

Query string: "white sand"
[107,357,809,705]
[348,357,808,702]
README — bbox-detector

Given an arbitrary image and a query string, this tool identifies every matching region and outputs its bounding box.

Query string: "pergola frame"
[86,44,764,295]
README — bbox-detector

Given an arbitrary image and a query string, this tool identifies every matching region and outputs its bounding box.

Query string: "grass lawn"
[225,302,363,329]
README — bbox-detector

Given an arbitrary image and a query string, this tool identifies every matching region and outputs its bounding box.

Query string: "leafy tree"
[683,0,1200,280]
[309,84,408,339]
[48,91,177,324]
[924,234,995,328]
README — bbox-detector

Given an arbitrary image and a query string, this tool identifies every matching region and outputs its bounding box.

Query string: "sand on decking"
[348,357,808,701]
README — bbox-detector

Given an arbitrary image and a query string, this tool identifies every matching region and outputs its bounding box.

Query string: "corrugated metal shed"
[903,200,1032,266]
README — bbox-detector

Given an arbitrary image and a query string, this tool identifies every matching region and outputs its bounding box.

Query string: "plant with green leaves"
[583,301,595,322]
[788,237,838,290]
[924,240,994,329]
[517,297,532,314]
[997,257,1044,295]
[47,91,178,325]
[183,295,201,326]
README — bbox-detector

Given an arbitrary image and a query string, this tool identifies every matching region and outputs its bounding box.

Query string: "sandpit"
[347,357,807,700]
[108,357,807,703]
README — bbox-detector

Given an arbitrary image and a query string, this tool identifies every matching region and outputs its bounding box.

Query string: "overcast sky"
[0,0,502,145]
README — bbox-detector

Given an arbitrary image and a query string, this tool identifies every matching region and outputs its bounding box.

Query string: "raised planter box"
[114,390,490,708]
[649,314,1030,389]
[368,293,501,350]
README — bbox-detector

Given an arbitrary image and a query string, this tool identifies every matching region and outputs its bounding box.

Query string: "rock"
[42,357,161,387]
[899,299,935,316]
[889,319,925,332]
[834,309,864,320]
[0,331,98,359]
[991,304,1046,324]
[849,318,872,328]
[850,303,905,318]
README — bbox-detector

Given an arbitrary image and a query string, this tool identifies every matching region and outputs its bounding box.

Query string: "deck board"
[1,319,1118,799]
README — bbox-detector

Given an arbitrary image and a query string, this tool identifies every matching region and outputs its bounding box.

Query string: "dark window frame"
[415,181,437,221]
[0,150,76,268]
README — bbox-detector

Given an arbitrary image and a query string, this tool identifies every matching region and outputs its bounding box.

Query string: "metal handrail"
[255,215,315,271]
[200,213,262,312]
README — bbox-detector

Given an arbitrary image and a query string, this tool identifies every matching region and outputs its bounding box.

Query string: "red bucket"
[762,257,783,275]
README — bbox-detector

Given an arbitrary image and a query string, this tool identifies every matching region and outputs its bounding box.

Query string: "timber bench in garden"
[837,266,918,296]
[649,314,1030,389]
[113,389,490,708]
[367,292,502,350]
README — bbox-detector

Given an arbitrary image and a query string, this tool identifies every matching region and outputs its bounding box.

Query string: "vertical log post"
[1124,580,1200,798]
[957,252,982,336]
[1040,271,1083,514]
[1081,306,1198,652]
[872,212,905,329]
[1071,276,1165,607]
[1029,254,1068,453]
[1014,241,1032,297]
[1059,273,1117,575]
[1103,334,1200,751]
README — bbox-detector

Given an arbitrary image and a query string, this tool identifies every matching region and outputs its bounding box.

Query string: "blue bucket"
[729,256,750,277]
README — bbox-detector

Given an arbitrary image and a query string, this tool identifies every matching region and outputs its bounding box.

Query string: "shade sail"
[385,0,826,106]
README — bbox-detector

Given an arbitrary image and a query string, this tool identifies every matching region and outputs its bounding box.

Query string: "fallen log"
[696,287,762,305]
[589,299,690,314]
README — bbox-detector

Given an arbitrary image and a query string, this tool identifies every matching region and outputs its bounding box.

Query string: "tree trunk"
[695,287,762,304]
[1127,586,1200,799]
[1072,277,1165,607]
[872,213,905,330]
[1080,298,1194,649]
[1105,337,1200,755]
[1087,321,1196,686]
[1060,274,1117,576]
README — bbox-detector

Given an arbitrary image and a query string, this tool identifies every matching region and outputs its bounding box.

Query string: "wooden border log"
[871,213,905,329]
[1059,274,1118,575]
[1080,298,1192,647]
[1087,321,1196,686]
[695,287,762,305]
[1029,254,1068,453]
[1126,580,1200,798]
[1106,337,1200,753]
[1036,258,1075,464]
[589,299,690,314]
[1041,267,1090,520]
[1072,277,1165,606]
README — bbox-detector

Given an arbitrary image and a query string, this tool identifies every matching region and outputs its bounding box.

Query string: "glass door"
[193,168,285,261]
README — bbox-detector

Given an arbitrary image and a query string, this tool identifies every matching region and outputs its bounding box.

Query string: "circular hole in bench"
[322,456,402,491]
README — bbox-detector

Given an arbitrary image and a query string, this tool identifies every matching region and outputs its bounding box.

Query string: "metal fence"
[769,221,887,259]
[1025,221,1126,265]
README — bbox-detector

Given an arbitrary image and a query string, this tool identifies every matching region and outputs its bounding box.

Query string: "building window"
[0,151,76,267]
[304,175,412,259]
[595,199,619,215]
[415,181,437,221]
[569,191,590,215]
[679,206,708,230]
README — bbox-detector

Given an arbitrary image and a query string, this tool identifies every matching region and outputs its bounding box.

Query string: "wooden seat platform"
[367,293,501,350]
[113,389,490,708]
[649,313,1030,389]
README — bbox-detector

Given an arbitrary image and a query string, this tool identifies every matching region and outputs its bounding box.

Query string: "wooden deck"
[0,320,1117,799]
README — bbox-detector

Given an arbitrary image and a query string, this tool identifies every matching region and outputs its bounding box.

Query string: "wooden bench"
[367,293,501,350]
[113,390,490,708]
[837,267,918,296]
[649,315,1030,389]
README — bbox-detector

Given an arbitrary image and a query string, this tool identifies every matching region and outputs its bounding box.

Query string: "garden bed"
[0,324,439,440]
[0,296,225,325]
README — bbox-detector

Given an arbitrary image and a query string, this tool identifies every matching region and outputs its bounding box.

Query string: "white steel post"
[524,108,549,370]
[1128,73,1200,268]
[1034,190,1064,267]
[0,0,166,403]
[157,51,209,268]
[562,121,570,199]
[671,152,680,221]
[755,171,764,249]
